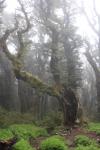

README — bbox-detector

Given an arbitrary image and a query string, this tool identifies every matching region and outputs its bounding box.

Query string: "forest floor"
[0,123,100,150]
[30,125,100,150]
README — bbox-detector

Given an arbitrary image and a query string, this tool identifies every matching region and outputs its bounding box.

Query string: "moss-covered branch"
[0,0,60,99]
[14,68,60,97]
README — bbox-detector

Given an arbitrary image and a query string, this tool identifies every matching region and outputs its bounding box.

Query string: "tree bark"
[60,87,78,126]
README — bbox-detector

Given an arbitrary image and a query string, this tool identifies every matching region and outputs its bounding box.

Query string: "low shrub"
[0,128,14,140]
[0,106,35,127]
[40,135,67,150]
[12,139,35,150]
[9,124,48,140]
[75,135,98,149]
[40,111,63,133]
[74,135,92,146]
[88,122,100,135]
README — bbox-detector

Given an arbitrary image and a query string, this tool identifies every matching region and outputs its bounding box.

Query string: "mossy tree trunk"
[49,28,78,126]
[60,88,78,126]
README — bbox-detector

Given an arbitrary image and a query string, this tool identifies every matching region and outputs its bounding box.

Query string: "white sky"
[6,0,18,12]
[5,0,100,34]
[5,0,100,45]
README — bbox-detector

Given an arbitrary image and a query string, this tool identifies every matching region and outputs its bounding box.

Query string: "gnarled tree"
[0,0,82,126]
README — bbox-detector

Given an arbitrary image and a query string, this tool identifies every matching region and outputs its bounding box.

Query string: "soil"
[30,126,100,150]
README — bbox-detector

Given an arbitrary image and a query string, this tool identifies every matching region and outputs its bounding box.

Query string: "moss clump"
[12,139,35,150]
[9,124,48,140]
[0,129,14,140]
[40,135,67,150]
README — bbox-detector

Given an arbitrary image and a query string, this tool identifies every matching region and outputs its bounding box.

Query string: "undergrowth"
[87,122,100,135]
[75,133,100,150]
[40,135,68,150]
[12,139,35,150]
[0,128,14,140]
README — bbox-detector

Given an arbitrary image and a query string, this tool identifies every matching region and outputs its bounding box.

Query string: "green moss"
[15,70,60,97]
[0,129,14,140]
[20,71,45,87]
[13,139,35,150]
[40,135,68,150]
[9,124,48,140]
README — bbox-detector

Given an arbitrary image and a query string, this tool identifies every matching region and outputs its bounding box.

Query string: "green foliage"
[74,134,99,150]
[75,145,100,150]
[0,128,14,140]
[74,135,92,146]
[40,135,67,150]
[0,107,35,127]
[9,124,48,140]
[12,139,35,150]
[88,122,100,135]
[40,111,63,132]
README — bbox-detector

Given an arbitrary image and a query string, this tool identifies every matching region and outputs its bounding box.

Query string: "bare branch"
[15,0,31,59]
[1,22,18,41]
[0,0,5,12]
[17,0,31,34]
[93,0,99,17]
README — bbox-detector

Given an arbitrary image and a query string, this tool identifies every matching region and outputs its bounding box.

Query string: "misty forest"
[0,0,100,149]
